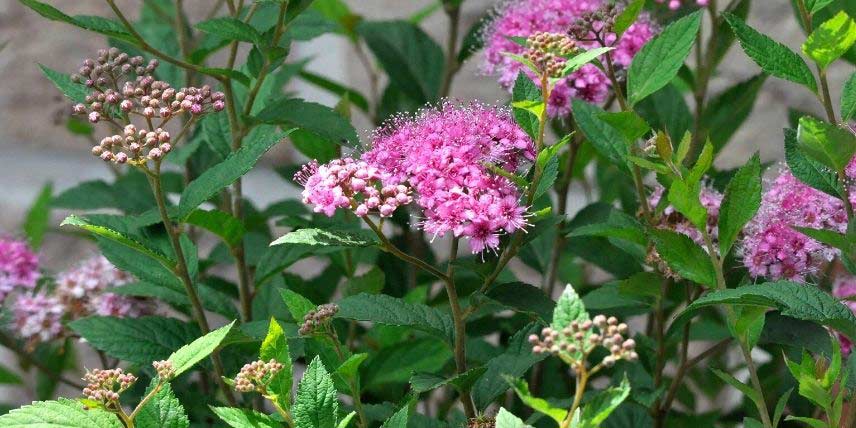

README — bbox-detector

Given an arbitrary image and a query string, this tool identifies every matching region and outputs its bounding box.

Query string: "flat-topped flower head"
[56,255,151,319]
[481,0,657,116]
[233,359,285,393]
[0,238,40,302]
[13,293,64,344]
[364,101,534,254]
[82,368,137,405]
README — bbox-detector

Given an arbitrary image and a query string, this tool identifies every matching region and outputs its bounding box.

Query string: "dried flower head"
[299,303,339,336]
[82,368,137,404]
[233,359,285,393]
[529,314,637,372]
[0,237,40,302]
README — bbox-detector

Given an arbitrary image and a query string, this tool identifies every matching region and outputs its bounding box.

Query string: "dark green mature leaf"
[797,116,856,173]
[712,369,763,406]
[60,215,172,266]
[598,111,651,142]
[39,64,88,104]
[24,183,52,249]
[410,366,487,393]
[458,15,489,63]
[512,74,542,139]
[337,293,454,343]
[718,154,762,255]
[702,74,767,152]
[567,209,647,245]
[0,398,122,427]
[294,357,339,428]
[168,321,234,377]
[19,0,134,43]
[486,282,555,323]
[672,281,856,339]
[69,316,199,365]
[842,71,856,120]
[53,180,118,210]
[200,113,232,159]
[136,382,189,428]
[636,84,692,144]
[280,288,317,322]
[210,407,278,428]
[178,128,293,218]
[185,209,245,247]
[364,339,451,388]
[472,324,546,410]
[254,99,358,147]
[196,17,262,44]
[650,229,717,287]
[358,20,444,103]
[627,11,702,105]
[572,99,628,167]
[784,128,843,197]
[726,13,818,92]
[380,404,409,428]
[802,11,856,68]
[270,228,378,248]
[298,71,370,113]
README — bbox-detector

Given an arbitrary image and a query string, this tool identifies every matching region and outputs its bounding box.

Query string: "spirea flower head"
[364,102,535,253]
[70,48,225,165]
[833,275,856,355]
[528,314,637,371]
[648,183,723,245]
[0,237,40,302]
[481,0,657,116]
[295,158,412,218]
[742,169,849,281]
[82,368,137,404]
[233,359,285,393]
[655,0,709,10]
[56,255,150,319]
[13,293,65,344]
[298,303,339,336]
[523,32,578,78]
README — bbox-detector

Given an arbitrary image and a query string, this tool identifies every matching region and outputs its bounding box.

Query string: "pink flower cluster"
[364,103,534,253]
[742,170,850,281]
[0,238,40,302]
[295,158,412,218]
[649,183,723,245]
[13,293,64,344]
[481,0,657,116]
[655,0,709,10]
[833,275,856,355]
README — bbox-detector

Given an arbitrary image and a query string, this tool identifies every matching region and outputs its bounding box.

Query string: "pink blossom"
[13,293,65,343]
[92,293,153,318]
[0,238,40,302]
[655,0,708,10]
[55,255,148,318]
[833,275,856,355]
[481,0,657,116]
[649,183,723,246]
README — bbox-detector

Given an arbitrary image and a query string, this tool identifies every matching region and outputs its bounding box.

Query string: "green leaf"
[335,353,368,383]
[196,17,262,44]
[712,369,763,407]
[636,84,693,144]
[486,282,555,323]
[337,293,454,343]
[294,357,339,428]
[627,11,702,105]
[458,15,489,63]
[260,319,293,408]
[507,376,567,424]
[24,183,52,249]
[561,47,614,76]
[61,215,173,266]
[784,416,828,428]
[614,0,645,37]
[210,407,278,428]
[178,128,293,219]
[363,338,451,388]
[842,72,856,120]
[571,99,629,166]
[410,367,487,393]
[598,111,651,142]
[802,11,856,68]
[270,228,378,248]
[793,226,850,251]
[725,13,818,92]
[298,71,370,113]
[701,74,767,152]
[579,376,631,428]
[280,288,317,322]
[69,316,199,365]
[0,398,122,427]
[200,113,232,159]
[19,1,134,43]
[136,382,189,428]
[650,229,717,287]
[773,388,794,427]
[671,281,856,340]
[357,20,444,103]
[567,209,647,246]
[718,154,762,255]
[254,99,358,147]
[337,413,357,428]
[39,64,88,103]
[0,364,21,385]
[784,128,843,197]
[668,179,708,231]
[551,284,590,331]
[380,404,409,428]
[167,321,235,377]
[808,0,836,15]
[512,74,542,139]
[472,324,546,410]
[495,408,533,428]
[185,209,245,247]
[797,116,856,173]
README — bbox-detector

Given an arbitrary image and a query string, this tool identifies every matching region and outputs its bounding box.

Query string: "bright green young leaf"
[167,321,235,377]
[551,284,590,331]
[579,376,631,428]
[24,183,52,249]
[802,11,856,68]
[260,318,293,408]
[650,229,717,287]
[60,215,173,267]
[712,369,763,407]
[136,381,189,428]
[178,128,293,219]
[627,11,702,105]
[561,47,614,76]
[210,407,278,428]
[0,398,122,428]
[270,228,378,248]
[718,154,762,255]
[336,293,454,344]
[495,407,534,428]
[337,412,357,428]
[842,71,856,120]
[380,404,409,428]
[784,128,843,197]
[254,99,358,147]
[185,209,246,248]
[725,13,818,93]
[797,116,856,173]
[613,0,645,37]
[784,416,828,428]
[598,111,651,142]
[336,353,368,382]
[39,64,88,104]
[512,74,542,139]
[732,306,767,349]
[772,388,794,427]
[507,376,567,424]
[294,357,339,428]
[668,179,708,231]
[280,288,317,322]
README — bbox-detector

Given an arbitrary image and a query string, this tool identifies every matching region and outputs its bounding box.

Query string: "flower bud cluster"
[295,158,413,218]
[234,359,285,393]
[529,315,637,371]
[152,360,175,380]
[524,32,577,78]
[91,124,173,164]
[298,303,339,335]
[568,3,620,42]
[82,368,137,404]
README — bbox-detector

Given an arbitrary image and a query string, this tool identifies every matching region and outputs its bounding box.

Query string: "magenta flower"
[481,0,657,116]
[655,0,709,10]
[13,293,65,344]
[648,183,723,246]
[833,275,856,355]
[0,238,40,302]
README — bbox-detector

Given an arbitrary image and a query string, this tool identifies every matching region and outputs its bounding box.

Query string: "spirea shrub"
[2,0,856,427]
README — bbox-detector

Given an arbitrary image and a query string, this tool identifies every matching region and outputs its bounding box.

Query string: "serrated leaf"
[0,398,122,427]
[363,338,451,388]
[60,215,172,266]
[254,98,358,147]
[270,228,378,248]
[136,381,189,428]
[260,318,293,408]
[185,209,245,247]
[718,154,762,255]
[210,407,278,428]
[614,0,645,37]
[336,293,454,343]
[567,208,647,246]
[280,288,317,322]
[551,284,589,331]
[726,13,818,92]
[772,388,794,427]
[472,324,546,410]
[335,353,368,382]
[842,72,856,120]
[200,113,232,159]
[579,376,631,428]
[69,316,199,365]
[797,116,856,173]
[38,64,88,103]
[294,357,339,428]
[512,74,542,139]
[598,111,651,142]
[486,282,555,323]
[19,0,134,43]
[168,321,235,377]
[507,377,567,424]
[380,404,409,428]
[196,17,262,44]
[784,416,828,428]
[410,366,487,393]
[784,128,843,197]
[561,47,614,76]
[802,11,856,68]
[627,11,702,105]
[702,74,767,152]
[668,179,708,231]
[572,99,628,166]
[650,229,717,287]
[298,71,370,113]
